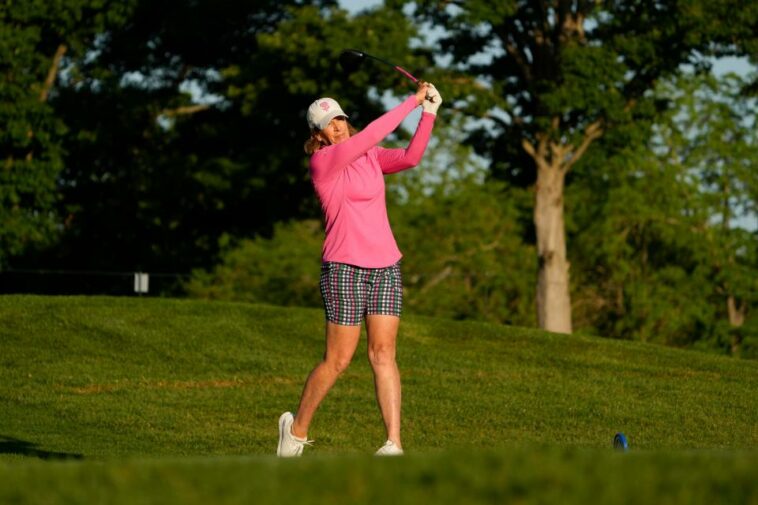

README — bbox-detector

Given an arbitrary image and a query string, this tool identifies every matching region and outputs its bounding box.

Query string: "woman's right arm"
[310,94,422,181]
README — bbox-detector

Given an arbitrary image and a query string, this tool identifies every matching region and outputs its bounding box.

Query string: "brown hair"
[303,122,359,155]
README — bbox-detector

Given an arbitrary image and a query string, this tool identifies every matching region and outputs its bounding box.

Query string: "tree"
[35,1,428,280]
[658,72,757,353]
[0,0,131,266]
[569,71,758,353]
[399,0,758,333]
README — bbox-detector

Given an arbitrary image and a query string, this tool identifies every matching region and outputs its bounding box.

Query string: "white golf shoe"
[375,440,404,456]
[277,412,312,457]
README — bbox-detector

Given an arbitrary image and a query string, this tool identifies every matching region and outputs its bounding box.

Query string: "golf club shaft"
[361,52,419,84]
[361,52,437,102]
[342,49,434,101]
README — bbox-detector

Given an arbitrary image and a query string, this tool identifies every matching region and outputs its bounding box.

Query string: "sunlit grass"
[0,295,756,503]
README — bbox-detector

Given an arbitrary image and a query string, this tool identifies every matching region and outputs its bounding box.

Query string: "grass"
[0,295,756,504]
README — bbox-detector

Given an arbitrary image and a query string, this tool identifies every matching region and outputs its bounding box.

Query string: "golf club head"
[339,48,419,84]
[339,49,366,75]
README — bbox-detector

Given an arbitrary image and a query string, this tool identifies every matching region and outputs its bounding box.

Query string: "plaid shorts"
[320,262,403,325]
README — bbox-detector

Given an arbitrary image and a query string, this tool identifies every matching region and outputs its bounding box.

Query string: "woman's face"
[320,116,350,145]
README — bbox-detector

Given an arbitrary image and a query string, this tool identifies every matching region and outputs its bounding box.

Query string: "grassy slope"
[0,295,756,503]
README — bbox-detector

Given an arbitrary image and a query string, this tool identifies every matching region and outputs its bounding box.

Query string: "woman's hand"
[415,81,430,105]
[422,83,442,115]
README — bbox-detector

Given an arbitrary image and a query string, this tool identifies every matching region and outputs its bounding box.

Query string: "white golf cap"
[307,97,348,130]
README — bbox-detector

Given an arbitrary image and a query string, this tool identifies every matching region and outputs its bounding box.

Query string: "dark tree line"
[3,0,427,275]
[2,1,757,355]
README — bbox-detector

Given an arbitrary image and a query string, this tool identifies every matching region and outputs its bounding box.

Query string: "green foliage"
[35,1,428,275]
[2,450,758,505]
[400,0,757,348]
[569,72,758,353]
[390,179,535,326]
[3,0,756,359]
[386,115,536,325]
[389,142,535,326]
[401,0,750,176]
[0,0,137,267]
[184,220,323,308]
[570,146,715,346]
[0,5,62,265]
[738,313,758,359]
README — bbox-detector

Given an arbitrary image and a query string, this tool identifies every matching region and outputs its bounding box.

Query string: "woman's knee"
[325,355,353,375]
[368,345,396,368]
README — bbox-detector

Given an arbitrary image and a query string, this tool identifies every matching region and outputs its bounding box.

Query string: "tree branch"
[418,265,454,294]
[550,141,570,171]
[39,44,67,102]
[523,131,551,172]
[522,138,536,159]
[159,104,211,118]
[565,120,604,172]
[503,38,533,82]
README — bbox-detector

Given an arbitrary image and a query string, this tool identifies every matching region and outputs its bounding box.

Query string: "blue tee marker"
[614,432,629,451]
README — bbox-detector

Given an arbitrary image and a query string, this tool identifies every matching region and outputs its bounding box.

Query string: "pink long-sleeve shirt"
[310,95,436,268]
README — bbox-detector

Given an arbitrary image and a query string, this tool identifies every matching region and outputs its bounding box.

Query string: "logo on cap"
[320,101,330,111]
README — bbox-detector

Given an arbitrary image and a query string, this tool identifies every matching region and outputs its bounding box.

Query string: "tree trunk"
[522,122,602,334]
[534,163,572,333]
[720,177,746,355]
[727,295,746,355]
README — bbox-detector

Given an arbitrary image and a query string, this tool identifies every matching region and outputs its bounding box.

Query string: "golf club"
[339,49,437,103]
[339,49,420,84]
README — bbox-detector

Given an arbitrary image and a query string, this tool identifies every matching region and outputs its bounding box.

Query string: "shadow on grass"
[0,435,83,460]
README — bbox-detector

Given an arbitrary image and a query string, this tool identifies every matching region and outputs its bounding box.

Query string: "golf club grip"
[394,66,437,103]
[393,66,418,84]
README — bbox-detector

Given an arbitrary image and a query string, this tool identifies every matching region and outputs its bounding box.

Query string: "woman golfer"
[277,82,442,457]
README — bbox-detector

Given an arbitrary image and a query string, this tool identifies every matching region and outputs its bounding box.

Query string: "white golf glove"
[422,83,442,115]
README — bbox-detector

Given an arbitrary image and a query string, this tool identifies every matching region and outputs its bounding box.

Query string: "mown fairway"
[1,295,756,504]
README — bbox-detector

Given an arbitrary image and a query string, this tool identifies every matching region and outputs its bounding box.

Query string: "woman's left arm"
[376,112,436,174]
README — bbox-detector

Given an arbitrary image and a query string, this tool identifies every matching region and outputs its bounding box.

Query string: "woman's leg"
[366,314,402,448]
[291,322,361,439]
